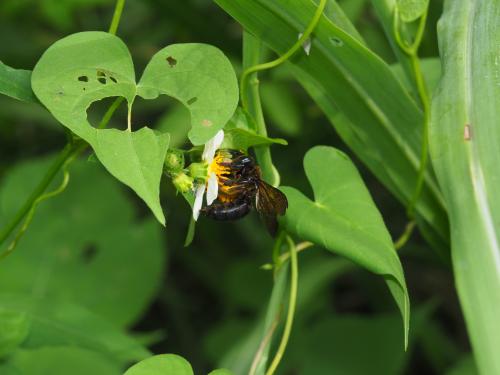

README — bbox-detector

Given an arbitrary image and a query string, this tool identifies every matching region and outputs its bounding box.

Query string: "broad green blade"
[215,0,449,255]
[430,1,500,374]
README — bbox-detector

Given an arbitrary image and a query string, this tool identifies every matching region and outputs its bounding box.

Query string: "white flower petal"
[192,185,205,221]
[206,172,218,206]
[202,130,225,163]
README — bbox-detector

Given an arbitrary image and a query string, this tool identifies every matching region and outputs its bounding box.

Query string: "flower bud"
[172,172,194,193]
[164,149,185,174]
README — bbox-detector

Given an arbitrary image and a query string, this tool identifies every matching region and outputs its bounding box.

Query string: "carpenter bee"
[201,149,288,236]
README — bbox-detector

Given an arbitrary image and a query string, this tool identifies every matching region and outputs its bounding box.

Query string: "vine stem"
[240,0,327,109]
[265,236,298,375]
[108,0,126,35]
[392,6,430,248]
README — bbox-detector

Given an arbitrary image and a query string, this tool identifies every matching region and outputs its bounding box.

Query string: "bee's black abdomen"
[203,200,251,221]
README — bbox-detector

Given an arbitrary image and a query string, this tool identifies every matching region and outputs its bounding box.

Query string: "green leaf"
[221,108,287,151]
[0,61,37,103]
[0,309,30,359]
[5,347,121,375]
[124,354,193,375]
[31,32,238,224]
[0,157,165,327]
[281,146,410,346]
[430,1,500,373]
[138,43,238,145]
[0,293,150,363]
[214,0,449,255]
[396,0,429,23]
[93,128,169,224]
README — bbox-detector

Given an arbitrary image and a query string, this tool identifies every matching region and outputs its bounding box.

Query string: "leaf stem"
[108,0,126,35]
[265,236,298,375]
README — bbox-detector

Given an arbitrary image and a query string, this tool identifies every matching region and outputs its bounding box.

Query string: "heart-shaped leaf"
[281,146,410,346]
[31,31,238,224]
[138,43,238,145]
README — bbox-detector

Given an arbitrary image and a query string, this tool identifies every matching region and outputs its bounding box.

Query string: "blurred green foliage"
[0,0,478,374]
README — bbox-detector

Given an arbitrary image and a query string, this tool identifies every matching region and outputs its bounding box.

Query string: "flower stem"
[265,236,298,375]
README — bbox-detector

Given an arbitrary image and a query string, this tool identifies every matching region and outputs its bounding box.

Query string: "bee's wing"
[255,180,288,236]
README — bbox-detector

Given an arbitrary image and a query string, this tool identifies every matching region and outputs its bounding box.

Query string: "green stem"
[265,236,298,375]
[240,0,327,109]
[108,0,126,35]
[0,143,73,247]
[242,32,278,185]
[393,7,430,219]
[394,221,416,250]
[407,55,430,218]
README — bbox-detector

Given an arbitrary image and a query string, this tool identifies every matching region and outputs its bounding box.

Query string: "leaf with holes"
[221,108,287,151]
[281,146,410,346]
[138,43,238,145]
[396,0,429,22]
[31,31,238,224]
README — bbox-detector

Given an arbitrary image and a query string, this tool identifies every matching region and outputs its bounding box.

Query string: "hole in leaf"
[98,77,107,85]
[330,37,344,47]
[187,97,198,105]
[166,56,177,67]
[133,95,190,147]
[109,76,118,83]
[81,243,98,263]
[78,75,88,82]
[87,96,128,130]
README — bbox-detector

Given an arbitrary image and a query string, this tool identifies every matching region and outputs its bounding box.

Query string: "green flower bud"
[172,172,194,193]
[164,149,185,174]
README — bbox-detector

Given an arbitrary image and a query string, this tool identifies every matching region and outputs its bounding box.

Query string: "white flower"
[192,130,224,221]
